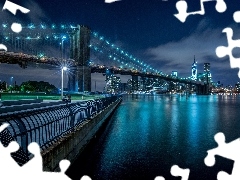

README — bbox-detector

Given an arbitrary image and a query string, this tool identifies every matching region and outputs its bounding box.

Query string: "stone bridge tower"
[68,25,91,92]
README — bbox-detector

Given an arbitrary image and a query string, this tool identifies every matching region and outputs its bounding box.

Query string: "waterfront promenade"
[0,95,122,170]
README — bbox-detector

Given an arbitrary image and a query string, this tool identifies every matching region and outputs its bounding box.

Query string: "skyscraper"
[191,56,197,80]
[204,63,210,73]
[204,63,211,83]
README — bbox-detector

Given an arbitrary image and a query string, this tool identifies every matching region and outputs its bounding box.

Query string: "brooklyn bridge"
[0,23,209,94]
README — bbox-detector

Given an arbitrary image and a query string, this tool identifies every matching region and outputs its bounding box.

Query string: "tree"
[20,81,58,93]
[0,81,7,91]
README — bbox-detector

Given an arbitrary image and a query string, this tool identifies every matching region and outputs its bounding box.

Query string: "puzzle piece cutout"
[215,27,240,78]
[155,165,190,180]
[2,0,30,33]
[204,132,240,180]
[174,0,227,22]
[3,0,30,15]
[233,11,240,23]
[105,0,121,3]
[0,123,92,180]
[0,44,7,51]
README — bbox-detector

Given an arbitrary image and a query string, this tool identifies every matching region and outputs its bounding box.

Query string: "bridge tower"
[68,25,91,92]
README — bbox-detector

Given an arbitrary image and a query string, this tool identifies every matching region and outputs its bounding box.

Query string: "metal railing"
[0,96,121,159]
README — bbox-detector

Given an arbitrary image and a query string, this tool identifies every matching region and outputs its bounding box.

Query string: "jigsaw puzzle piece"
[215,0,227,13]
[154,165,190,180]
[154,176,165,180]
[80,175,92,180]
[174,0,227,23]
[0,124,21,176]
[0,140,20,165]
[2,0,30,15]
[233,11,240,23]
[205,132,240,179]
[205,132,240,165]
[217,171,236,180]
[171,165,190,180]
[216,27,240,78]
[174,0,188,23]
[0,123,9,132]
[35,160,91,180]
[21,142,42,173]
[105,0,121,3]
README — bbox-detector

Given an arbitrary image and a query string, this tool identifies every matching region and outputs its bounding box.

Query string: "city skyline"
[0,0,240,90]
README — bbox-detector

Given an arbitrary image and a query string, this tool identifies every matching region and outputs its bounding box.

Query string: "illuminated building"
[172,71,178,77]
[204,63,211,84]
[105,74,121,93]
[191,56,197,80]
[235,82,240,93]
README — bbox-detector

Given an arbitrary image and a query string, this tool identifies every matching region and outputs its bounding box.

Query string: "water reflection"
[67,94,240,180]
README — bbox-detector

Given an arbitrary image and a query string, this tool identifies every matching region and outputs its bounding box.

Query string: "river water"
[67,94,240,180]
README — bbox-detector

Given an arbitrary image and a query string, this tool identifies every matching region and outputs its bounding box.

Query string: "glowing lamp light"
[28,23,35,29]
[40,23,46,29]
[51,24,56,29]
[61,66,68,99]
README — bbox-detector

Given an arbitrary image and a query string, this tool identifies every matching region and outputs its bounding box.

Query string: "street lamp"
[10,77,13,86]
[61,66,68,99]
[10,77,13,93]
[61,36,67,59]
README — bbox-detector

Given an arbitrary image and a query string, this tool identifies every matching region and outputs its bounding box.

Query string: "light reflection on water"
[67,94,240,180]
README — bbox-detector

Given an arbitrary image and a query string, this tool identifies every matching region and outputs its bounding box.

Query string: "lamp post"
[61,36,66,59]
[61,66,68,99]
[10,77,13,93]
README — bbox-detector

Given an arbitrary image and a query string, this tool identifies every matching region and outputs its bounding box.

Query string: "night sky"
[1,0,240,90]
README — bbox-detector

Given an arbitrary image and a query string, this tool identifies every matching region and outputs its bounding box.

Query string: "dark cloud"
[145,19,240,84]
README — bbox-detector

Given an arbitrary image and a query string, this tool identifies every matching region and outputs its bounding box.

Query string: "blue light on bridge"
[40,23,46,29]
[70,25,77,29]
[51,24,56,29]
[2,23,7,28]
[28,23,35,29]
